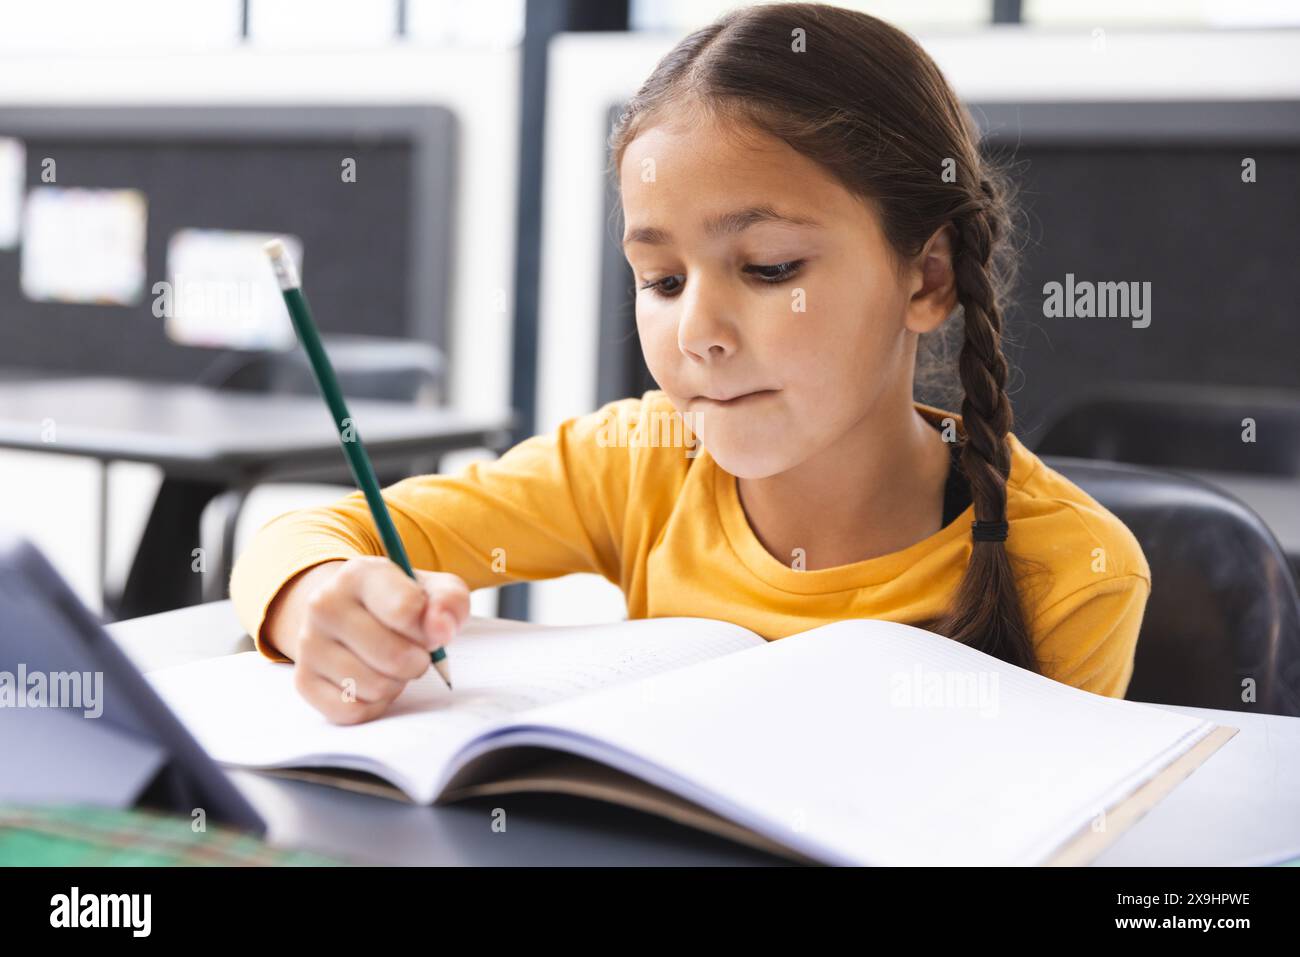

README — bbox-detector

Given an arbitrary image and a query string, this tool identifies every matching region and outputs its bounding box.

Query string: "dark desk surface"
[0,376,514,480]
[108,601,1300,867]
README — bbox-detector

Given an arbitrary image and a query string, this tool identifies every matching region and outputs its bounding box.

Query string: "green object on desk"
[0,805,347,866]
[264,239,450,685]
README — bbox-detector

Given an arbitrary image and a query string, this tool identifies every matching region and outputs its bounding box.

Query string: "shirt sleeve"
[1030,574,1151,698]
[228,396,640,660]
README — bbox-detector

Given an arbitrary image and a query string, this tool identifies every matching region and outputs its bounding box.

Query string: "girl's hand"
[264,557,470,724]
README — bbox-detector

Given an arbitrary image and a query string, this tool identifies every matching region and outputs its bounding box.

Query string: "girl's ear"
[903,224,958,334]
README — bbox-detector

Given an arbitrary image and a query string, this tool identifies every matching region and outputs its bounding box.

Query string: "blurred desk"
[0,376,514,619]
[107,600,1300,867]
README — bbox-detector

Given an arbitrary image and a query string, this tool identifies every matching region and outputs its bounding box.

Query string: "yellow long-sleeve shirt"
[230,389,1152,697]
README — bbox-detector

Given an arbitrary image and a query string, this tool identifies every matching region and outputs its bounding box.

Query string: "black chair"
[1036,381,1300,587]
[1035,382,1300,477]
[1048,456,1300,717]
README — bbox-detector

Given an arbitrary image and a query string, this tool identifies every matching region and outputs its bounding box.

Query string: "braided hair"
[944,176,1035,669]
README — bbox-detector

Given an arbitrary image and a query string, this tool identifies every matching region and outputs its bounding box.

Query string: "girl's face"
[619,112,950,479]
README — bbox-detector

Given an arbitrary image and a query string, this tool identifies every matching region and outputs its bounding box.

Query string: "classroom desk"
[108,600,1300,867]
[0,376,515,620]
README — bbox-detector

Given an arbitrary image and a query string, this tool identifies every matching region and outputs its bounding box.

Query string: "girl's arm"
[230,393,652,660]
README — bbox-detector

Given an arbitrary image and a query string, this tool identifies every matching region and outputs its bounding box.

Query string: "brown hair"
[608,2,1040,672]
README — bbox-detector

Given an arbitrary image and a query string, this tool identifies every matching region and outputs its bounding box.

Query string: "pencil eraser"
[263,238,300,290]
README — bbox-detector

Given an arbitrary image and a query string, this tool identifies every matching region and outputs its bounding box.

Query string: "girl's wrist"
[262,561,345,660]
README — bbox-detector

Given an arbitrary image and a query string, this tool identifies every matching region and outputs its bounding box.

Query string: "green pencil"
[264,238,452,690]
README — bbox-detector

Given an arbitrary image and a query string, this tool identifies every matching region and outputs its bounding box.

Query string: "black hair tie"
[971,519,1009,542]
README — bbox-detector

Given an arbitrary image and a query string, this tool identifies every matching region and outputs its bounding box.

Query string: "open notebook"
[145,616,1236,866]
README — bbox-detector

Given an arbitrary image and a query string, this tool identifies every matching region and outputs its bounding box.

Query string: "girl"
[231,3,1150,725]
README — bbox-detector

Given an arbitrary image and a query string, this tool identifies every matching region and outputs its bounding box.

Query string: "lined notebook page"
[146,615,762,803]
[511,618,1218,866]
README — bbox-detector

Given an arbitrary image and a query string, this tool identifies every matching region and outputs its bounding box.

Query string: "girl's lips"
[694,389,779,406]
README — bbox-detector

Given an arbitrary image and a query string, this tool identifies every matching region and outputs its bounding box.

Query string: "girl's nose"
[677,280,738,361]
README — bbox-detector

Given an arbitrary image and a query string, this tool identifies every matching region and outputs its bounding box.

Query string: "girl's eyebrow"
[622,204,821,248]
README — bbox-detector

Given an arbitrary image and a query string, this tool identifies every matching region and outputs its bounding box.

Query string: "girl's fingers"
[290,558,478,724]
[297,627,409,705]
[416,571,471,646]
[418,571,471,622]
[317,557,472,656]
[320,594,433,681]
[346,557,430,643]
[293,667,394,726]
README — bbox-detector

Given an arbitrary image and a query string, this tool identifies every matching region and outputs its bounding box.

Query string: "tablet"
[0,532,265,835]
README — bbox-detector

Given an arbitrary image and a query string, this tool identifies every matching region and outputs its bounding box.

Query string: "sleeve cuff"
[231,548,359,662]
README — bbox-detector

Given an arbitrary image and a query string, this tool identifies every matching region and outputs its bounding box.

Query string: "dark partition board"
[597,100,1300,441]
[0,105,457,384]
[977,99,1300,442]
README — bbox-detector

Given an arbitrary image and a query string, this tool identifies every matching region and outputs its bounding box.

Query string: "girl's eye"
[640,275,684,297]
[744,260,805,283]
[638,260,805,298]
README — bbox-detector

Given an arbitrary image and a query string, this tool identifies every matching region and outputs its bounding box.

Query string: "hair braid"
[939,180,1038,672]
